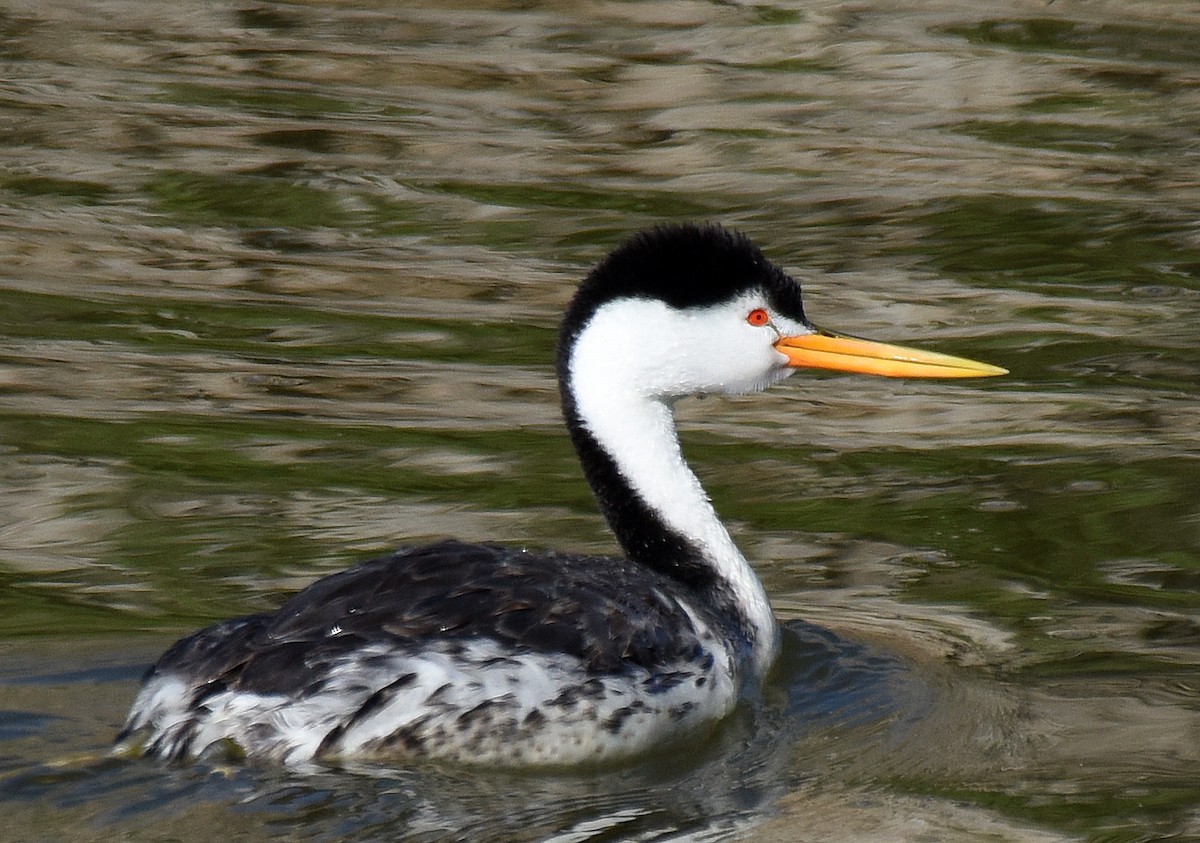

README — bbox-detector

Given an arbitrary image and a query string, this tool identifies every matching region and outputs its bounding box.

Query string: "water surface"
[1,1,1198,841]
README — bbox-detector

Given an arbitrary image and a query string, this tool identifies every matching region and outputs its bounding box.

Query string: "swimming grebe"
[117,224,1004,766]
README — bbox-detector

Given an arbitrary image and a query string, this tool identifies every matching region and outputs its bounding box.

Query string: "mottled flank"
[117,540,740,765]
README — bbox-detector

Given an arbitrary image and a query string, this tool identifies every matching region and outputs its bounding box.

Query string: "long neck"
[561,376,779,678]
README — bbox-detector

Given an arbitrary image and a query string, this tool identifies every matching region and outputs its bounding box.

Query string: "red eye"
[747,308,770,327]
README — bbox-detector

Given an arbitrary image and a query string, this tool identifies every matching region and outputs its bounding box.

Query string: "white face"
[569,292,812,401]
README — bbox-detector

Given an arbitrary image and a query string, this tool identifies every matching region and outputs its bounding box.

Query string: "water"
[1,0,1198,840]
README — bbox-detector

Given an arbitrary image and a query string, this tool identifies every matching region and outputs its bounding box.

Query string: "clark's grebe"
[117,223,1004,766]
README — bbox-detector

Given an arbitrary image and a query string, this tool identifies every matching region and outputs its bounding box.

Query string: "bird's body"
[118,224,1003,766]
[123,541,741,764]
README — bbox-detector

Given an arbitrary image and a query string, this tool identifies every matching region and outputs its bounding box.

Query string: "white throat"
[566,297,784,676]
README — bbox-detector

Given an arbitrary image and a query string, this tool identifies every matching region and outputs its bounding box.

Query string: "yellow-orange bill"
[775,330,1007,379]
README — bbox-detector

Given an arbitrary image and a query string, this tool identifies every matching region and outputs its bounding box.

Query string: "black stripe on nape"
[560,409,719,595]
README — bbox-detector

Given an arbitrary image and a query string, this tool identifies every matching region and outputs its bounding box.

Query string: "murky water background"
[1,0,1198,840]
